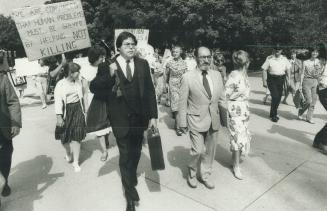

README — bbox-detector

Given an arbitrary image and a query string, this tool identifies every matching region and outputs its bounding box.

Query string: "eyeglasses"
[198,56,212,60]
[122,43,136,47]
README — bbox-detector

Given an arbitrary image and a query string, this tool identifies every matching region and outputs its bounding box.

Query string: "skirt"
[61,102,86,144]
[86,98,111,135]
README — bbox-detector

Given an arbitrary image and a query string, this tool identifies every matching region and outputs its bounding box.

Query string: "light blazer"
[178,68,225,132]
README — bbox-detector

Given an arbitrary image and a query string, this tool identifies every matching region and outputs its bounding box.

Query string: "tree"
[0,15,24,57]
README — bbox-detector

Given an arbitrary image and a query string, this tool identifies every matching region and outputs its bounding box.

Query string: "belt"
[268,73,285,77]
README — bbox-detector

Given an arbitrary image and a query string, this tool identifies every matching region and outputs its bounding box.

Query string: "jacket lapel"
[114,60,127,98]
[134,58,144,98]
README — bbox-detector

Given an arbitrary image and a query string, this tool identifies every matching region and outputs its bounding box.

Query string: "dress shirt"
[198,69,213,94]
[261,55,291,75]
[116,55,135,78]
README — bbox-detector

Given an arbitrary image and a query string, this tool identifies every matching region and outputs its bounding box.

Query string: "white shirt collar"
[116,55,135,77]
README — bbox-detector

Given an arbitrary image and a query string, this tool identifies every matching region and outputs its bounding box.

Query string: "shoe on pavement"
[199,178,215,189]
[2,184,11,197]
[187,174,197,188]
[271,117,278,122]
[72,163,81,172]
[307,119,315,124]
[100,151,108,162]
[65,154,73,163]
[233,166,244,180]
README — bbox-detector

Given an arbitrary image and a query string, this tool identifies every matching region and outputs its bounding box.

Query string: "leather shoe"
[2,184,11,197]
[199,178,215,189]
[271,117,278,122]
[126,200,136,211]
[187,174,197,188]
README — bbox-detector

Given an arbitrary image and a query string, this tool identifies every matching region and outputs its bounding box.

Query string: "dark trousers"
[0,132,13,186]
[267,74,285,118]
[116,115,144,201]
[318,88,327,111]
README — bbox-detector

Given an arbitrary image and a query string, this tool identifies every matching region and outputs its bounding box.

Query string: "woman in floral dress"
[166,46,188,136]
[225,50,251,180]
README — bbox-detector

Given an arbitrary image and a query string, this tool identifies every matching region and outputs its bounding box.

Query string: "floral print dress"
[225,71,251,155]
[166,58,188,112]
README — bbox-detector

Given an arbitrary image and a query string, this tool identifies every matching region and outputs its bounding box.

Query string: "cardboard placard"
[11,0,91,61]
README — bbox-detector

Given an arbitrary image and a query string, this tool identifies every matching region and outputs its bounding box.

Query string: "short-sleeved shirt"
[261,55,291,76]
[303,59,325,79]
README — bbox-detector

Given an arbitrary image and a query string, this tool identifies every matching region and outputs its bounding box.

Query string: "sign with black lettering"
[11,0,91,61]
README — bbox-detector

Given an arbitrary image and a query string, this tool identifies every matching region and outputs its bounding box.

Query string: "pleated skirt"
[61,102,86,144]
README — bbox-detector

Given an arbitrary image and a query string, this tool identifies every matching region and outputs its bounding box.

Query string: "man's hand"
[11,126,20,138]
[109,63,118,77]
[148,118,157,129]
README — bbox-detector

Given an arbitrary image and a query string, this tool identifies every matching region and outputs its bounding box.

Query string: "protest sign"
[114,29,149,51]
[11,0,91,61]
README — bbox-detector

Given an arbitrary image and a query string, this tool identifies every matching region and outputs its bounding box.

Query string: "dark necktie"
[202,71,212,99]
[126,60,132,81]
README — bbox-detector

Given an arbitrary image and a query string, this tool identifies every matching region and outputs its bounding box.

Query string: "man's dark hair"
[116,31,138,50]
[87,45,107,65]
[194,46,211,58]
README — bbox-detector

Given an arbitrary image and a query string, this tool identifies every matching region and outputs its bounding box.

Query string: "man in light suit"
[179,46,224,189]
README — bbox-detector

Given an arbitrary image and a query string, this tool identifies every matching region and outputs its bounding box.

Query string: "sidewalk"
[1,74,327,211]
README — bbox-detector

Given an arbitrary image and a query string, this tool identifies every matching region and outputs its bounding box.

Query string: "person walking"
[90,32,158,211]
[35,59,49,109]
[84,45,112,162]
[282,50,302,104]
[54,62,88,172]
[0,70,21,200]
[262,45,291,122]
[225,50,251,180]
[166,45,188,136]
[298,47,325,124]
[179,46,225,189]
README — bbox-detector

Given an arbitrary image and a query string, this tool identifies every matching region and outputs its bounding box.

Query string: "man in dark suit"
[0,57,21,207]
[90,32,158,211]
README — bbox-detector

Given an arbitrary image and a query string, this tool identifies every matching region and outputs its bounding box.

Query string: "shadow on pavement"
[267,124,315,146]
[215,144,232,170]
[158,106,174,129]
[167,146,190,179]
[250,107,270,119]
[3,155,64,211]
[80,132,117,165]
[251,90,266,95]
[98,151,161,192]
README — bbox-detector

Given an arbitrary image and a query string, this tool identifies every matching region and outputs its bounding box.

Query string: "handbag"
[218,102,228,127]
[147,127,165,170]
[55,124,65,140]
[293,90,305,109]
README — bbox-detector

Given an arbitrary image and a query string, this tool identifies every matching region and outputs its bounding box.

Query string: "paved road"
[2,73,327,211]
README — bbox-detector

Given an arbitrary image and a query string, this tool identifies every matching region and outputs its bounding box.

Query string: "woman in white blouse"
[54,62,88,172]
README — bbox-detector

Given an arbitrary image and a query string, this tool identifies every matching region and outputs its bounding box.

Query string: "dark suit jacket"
[90,57,157,139]
[0,72,22,140]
